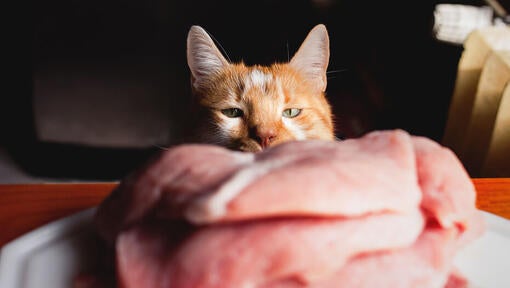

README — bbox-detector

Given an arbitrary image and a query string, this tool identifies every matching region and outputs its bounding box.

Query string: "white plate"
[454,212,510,288]
[0,208,98,288]
[0,210,509,288]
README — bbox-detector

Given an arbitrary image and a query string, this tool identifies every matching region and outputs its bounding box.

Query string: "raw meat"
[95,144,254,242]
[116,211,423,288]
[186,131,421,223]
[93,129,484,288]
[306,226,461,288]
[97,130,422,238]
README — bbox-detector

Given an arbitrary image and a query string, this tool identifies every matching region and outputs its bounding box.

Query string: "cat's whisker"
[208,32,232,62]
[327,69,348,80]
[152,144,170,151]
[326,69,348,74]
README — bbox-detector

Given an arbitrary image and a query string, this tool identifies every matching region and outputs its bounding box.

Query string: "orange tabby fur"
[187,24,334,152]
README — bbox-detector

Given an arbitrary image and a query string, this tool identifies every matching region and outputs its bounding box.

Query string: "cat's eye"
[282,108,302,118]
[221,108,244,118]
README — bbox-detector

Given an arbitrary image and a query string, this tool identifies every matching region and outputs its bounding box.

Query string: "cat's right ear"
[187,26,229,91]
[289,24,330,93]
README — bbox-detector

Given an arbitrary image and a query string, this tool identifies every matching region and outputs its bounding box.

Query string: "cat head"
[186,24,334,152]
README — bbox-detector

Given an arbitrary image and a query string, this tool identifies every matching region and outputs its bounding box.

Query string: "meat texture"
[93,129,484,288]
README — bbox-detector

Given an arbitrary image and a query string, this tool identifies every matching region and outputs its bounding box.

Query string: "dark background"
[1,0,494,181]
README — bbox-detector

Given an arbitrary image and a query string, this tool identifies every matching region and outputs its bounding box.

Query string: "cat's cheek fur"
[282,118,307,140]
[218,117,242,141]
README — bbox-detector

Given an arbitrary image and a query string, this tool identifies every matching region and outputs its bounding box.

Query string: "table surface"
[0,178,509,248]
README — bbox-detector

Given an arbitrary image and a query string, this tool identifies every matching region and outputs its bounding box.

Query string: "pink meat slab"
[96,129,422,240]
[92,129,485,288]
[412,136,476,228]
[95,144,255,242]
[306,226,461,288]
[412,136,485,246]
[185,129,422,223]
[116,210,423,288]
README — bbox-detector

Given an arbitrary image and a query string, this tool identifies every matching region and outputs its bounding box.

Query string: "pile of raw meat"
[94,129,485,288]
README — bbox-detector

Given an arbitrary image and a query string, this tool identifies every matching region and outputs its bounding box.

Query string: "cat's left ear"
[187,25,230,91]
[290,24,330,92]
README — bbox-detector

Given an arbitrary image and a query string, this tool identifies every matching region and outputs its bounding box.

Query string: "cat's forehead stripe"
[246,69,272,89]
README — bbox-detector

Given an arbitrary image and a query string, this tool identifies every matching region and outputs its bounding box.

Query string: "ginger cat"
[186,24,334,152]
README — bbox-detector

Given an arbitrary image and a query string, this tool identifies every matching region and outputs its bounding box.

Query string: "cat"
[186,24,335,152]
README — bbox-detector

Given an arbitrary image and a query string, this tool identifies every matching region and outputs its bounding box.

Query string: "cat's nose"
[250,127,276,149]
[258,135,275,149]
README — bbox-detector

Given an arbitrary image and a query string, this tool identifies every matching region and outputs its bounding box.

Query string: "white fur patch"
[283,117,307,140]
[217,116,241,143]
[246,69,272,90]
[220,115,240,130]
